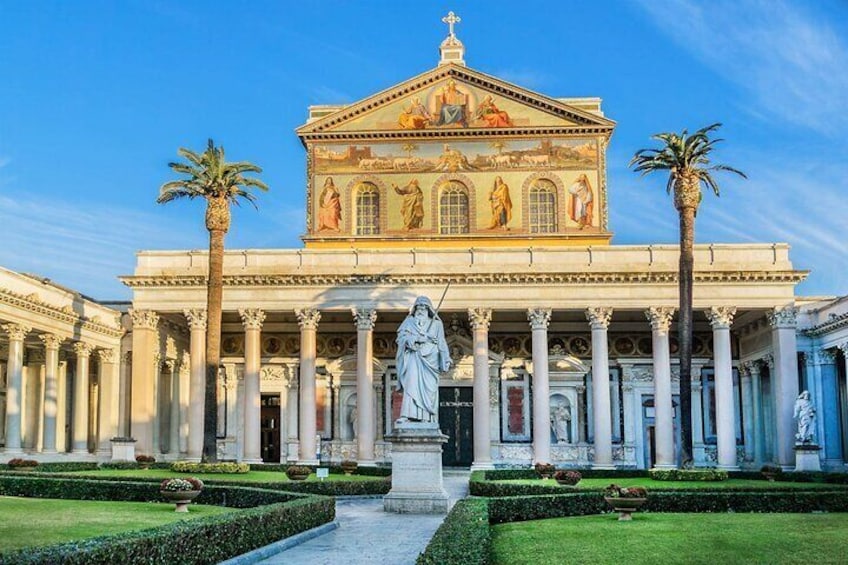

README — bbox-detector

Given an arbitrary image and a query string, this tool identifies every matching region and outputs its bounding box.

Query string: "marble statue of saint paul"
[395,296,451,423]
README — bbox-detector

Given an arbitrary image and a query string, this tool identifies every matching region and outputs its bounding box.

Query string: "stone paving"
[254,471,470,565]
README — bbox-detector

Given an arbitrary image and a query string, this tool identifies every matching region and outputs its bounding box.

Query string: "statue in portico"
[793,390,816,444]
[551,402,571,443]
[395,296,452,424]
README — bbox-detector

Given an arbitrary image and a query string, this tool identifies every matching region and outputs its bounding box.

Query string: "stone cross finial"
[442,11,461,39]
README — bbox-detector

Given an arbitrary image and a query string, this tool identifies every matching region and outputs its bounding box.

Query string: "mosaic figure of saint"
[398,96,432,129]
[392,179,425,230]
[317,177,341,231]
[568,174,594,229]
[475,94,511,127]
[434,80,467,127]
[487,176,513,230]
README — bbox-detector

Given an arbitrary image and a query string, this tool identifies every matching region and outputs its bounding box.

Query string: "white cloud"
[636,0,848,135]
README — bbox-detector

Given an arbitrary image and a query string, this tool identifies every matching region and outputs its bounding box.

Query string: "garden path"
[252,470,469,565]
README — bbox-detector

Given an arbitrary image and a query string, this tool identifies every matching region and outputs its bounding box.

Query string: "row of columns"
[1,323,116,455]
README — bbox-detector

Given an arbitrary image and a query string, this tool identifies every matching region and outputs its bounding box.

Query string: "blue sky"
[1,0,846,300]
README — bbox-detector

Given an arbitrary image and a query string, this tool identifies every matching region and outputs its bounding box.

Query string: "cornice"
[121,270,808,289]
[802,311,848,337]
[299,126,613,143]
[0,287,124,338]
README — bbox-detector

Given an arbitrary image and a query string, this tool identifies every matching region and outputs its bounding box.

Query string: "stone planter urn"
[286,466,311,481]
[605,497,647,521]
[160,490,201,513]
[340,461,358,476]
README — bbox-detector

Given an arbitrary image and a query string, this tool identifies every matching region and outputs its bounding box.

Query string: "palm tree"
[629,123,745,467]
[489,140,506,155]
[401,143,419,158]
[157,139,269,462]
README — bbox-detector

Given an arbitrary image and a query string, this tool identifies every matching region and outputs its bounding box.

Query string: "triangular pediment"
[297,64,615,138]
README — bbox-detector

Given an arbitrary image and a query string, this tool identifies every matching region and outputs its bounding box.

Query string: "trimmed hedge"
[0,462,98,473]
[249,463,392,477]
[0,475,334,564]
[171,461,250,474]
[649,469,729,481]
[417,498,490,565]
[483,468,647,481]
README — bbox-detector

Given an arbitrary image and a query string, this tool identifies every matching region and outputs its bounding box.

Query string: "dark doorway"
[439,387,473,467]
[261,395,281,463]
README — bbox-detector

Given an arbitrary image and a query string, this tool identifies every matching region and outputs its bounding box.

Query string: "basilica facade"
[2,29,847,472]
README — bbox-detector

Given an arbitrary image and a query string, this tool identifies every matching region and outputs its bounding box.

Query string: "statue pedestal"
[793,444,822,472]
[383,421,450,514]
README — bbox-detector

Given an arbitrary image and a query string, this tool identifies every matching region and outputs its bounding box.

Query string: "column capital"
[762,353,775,370]
[585,307,613,330]
[766,305,798,329]
[838,342,848,355]
[129,309,159,330]
[645,306,675,332]
[468,307,493,330]
[39,333,64,350]
[741,360,761,377]
[2,323,31,341]
[814,347,837,365]
[183,309,207,330]
[527,308,552,330]
[239,308,266,330]
[295,308,321,330]
[706,306,737,329]
[352,307,377,331]
[95,348,117,363]
[72,341,94,357]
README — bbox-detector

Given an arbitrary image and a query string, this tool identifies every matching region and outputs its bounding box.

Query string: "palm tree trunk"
[203,226,225,462]
[678,205,696,467]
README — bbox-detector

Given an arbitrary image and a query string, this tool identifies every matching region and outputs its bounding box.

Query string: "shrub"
[553,470,582,485]
[534,462,555,478]
[417,498,490,565]
[99,461,139,470]
[7,459,38,468]
[649,469,729,481]
[135,455,155,463]
[171,461,249,474]
[483,468,648,481]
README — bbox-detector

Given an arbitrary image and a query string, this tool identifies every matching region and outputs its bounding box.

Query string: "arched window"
[439,180,469,234]
[355,182,380,235]
[529,179,557,233]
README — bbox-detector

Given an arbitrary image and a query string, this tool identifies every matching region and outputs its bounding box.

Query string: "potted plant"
[340,460,358,476]
[286,465,311,481]
[159,477,204,512]
[760,463,782,482]
[603,484,648,521]
[136,454,155,470]
[534,462,556,480]
[554,470,581,488]
[7,458,39,472]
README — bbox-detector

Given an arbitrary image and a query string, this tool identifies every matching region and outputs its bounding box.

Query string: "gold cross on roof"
[442,11,461,39]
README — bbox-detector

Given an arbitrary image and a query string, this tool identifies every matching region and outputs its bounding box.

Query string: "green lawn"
[491,513,848,564]
[0,496,231,552]
[68,468,379,482]
[496,477,840,489]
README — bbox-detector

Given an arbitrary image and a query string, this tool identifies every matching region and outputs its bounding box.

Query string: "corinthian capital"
[129,309,159,330]
[706,306,737,329]
[814,347,837,365]
[295,308,321,330]
[39,333,64,350]
[527,308,552,331]
[352,307,377,331]
[2,323,31,341]
[468,307,492,331]
[585,307,613,330]
[184,309,207,330]
[72,342,94,357]
[239,308,266,330]
[645,307,675,333]
[95,348,117,363]
[767,306,798,329]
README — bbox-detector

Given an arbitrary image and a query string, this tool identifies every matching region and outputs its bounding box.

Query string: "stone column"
[745,361,765,464]
[184,309,206,462]
[587,307,614,469]
[96,349,119,456]
[469,307,493,470]
[707,306,738,470]
[2,324,30,453]
[739,364,754,462]
[178,352,190,455]
[353,307,377,465]
[528,308,552,464]
[72,342,94,454]
[130,310,159,456]
[646,307,676,469]
[296,308,320,465]
[239,308,265,464]
[767,306,800,469]
[816,348,841,464]
[39,334,62,453]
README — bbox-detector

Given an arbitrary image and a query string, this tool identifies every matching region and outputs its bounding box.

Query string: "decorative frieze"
[129,309,159,330]
[645,307,675,333]
[706,306,737,329]
[295,308,321,330]
[527,308,552,330]
[239,308,266,330]
[352,307,377,331]
[184,309,207,330]
[585,307,613,330]
[0,288,122,337]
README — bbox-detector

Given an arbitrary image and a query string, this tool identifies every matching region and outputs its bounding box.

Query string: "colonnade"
[119,304,806,470]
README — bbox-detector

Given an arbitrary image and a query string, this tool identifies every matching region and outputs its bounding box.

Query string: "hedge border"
[416,498,490,565]
[0,475,334,565]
